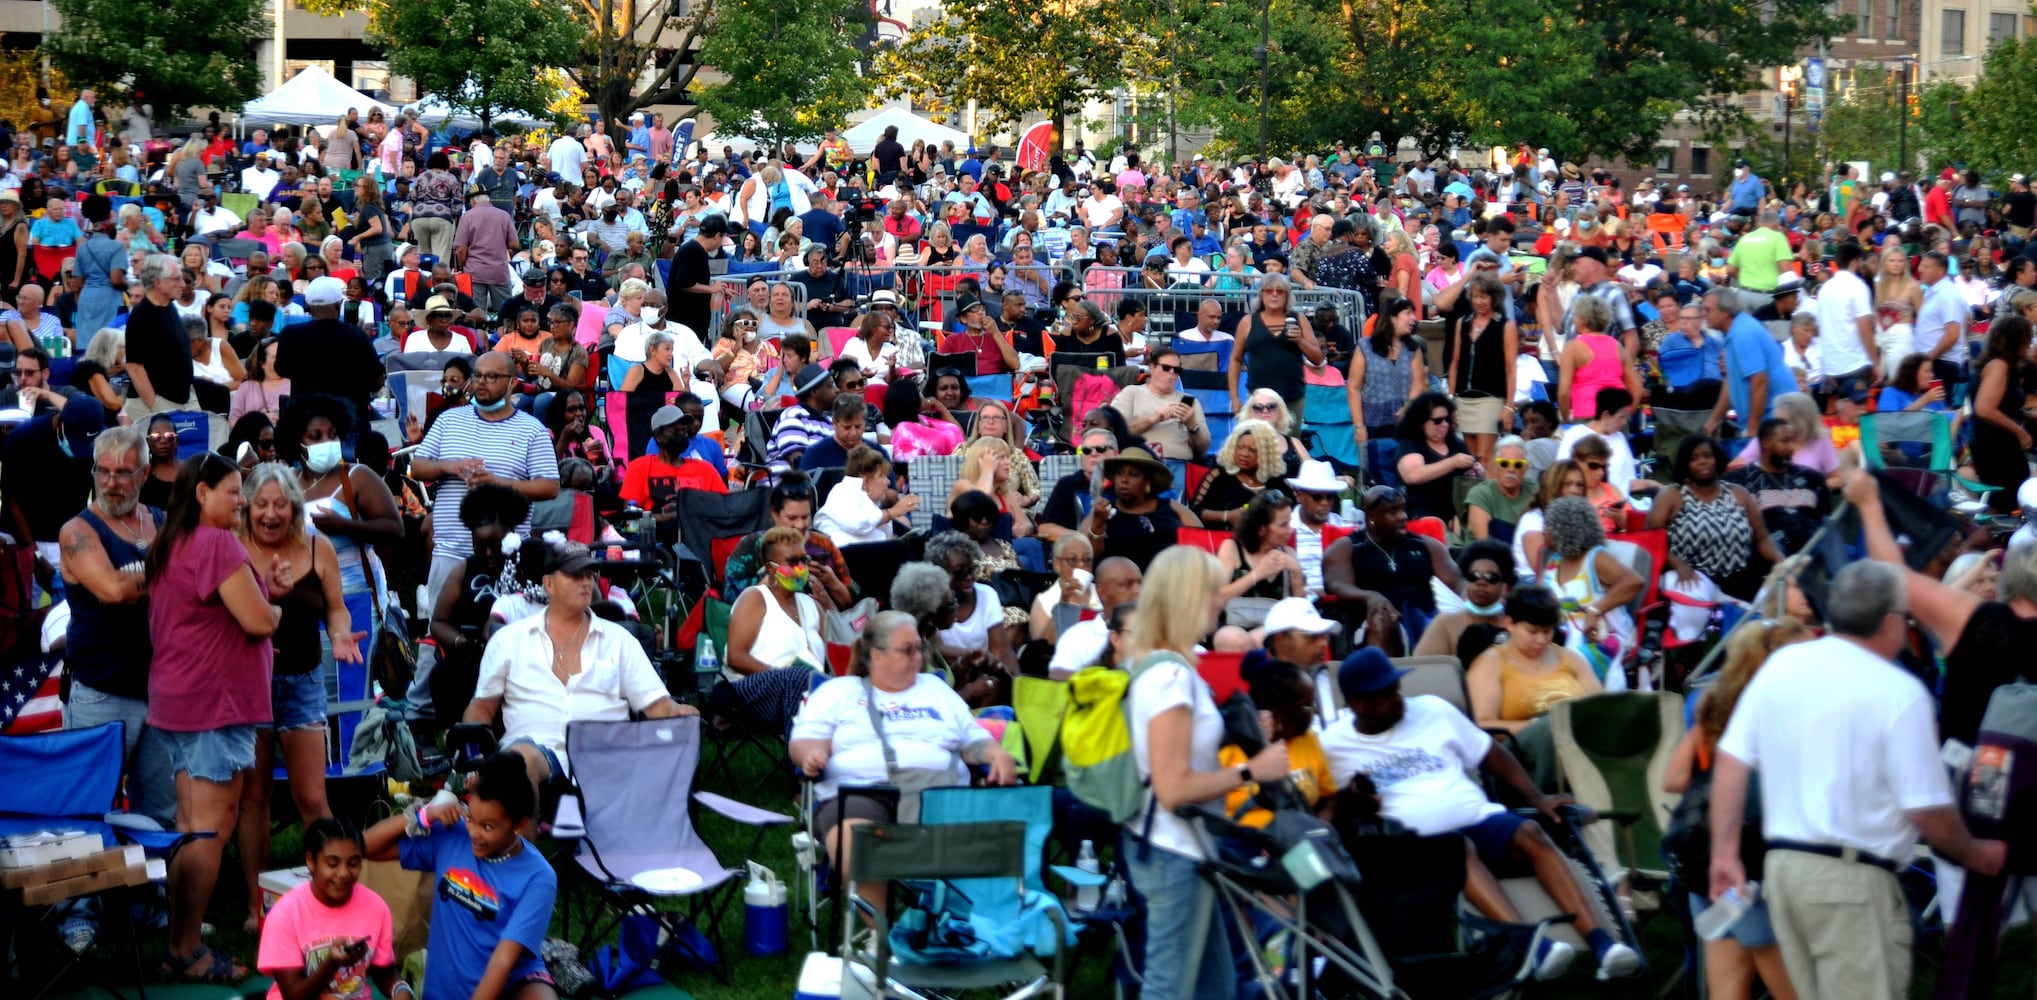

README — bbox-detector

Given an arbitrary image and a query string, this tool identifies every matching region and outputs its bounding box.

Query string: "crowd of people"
[0,99,2033,999]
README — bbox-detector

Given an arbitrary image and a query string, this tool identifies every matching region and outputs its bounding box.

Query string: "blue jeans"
[1123,834,1233,1000]
[64,683,176,828]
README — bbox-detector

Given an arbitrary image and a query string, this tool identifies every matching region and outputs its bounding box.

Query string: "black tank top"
[272,546,329,676]
[65,506,157,699]
[1241,312,1304,401]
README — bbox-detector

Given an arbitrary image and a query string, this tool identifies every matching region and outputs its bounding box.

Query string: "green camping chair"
[1546,691,1685,884]
[220,191,260,224]
[1010,676,1070,785]
[1857,409,1989,501]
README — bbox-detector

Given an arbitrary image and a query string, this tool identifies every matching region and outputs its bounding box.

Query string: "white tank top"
[731,585,822,683]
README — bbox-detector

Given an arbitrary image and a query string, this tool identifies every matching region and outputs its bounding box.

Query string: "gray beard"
[99,495,140,520]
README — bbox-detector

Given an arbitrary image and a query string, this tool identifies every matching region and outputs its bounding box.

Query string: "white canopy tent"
[404,95,551,132]
[240,66,398,127]
[842,108,969,155]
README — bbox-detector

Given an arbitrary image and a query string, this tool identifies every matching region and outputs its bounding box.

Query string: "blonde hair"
[1245,388,1290,427]
[618,278,650,303]
[1217,419,1284,477]
[958,436,1015,484]
[965,399,1026,452]
[1124,546,1224,661]
[1384,230,1416,258]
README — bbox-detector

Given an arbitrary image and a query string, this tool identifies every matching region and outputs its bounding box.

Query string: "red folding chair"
[827,642,855,677]
[1407,517,1446,545]
[1196,650,1247,704]
[1181,462,1212,503]
[709,534,747,588]
[1177,526,1228,555]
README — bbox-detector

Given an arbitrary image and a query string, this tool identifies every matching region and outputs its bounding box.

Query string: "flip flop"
[162,945,247,983]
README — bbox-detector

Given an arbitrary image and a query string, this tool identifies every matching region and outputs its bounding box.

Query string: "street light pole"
[1897,60,1910,173]
[1168,0,1178,169]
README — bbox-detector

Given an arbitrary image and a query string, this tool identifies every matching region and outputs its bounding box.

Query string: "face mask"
[56,435,73,459]
[304,440,342,474]
[475,394,511,414]
[641,306,661,325]
[1466,598,1506,617]
[1710,257,1726,268]
[772,561,810,592]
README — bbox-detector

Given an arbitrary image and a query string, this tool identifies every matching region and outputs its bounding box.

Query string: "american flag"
[0,652,61,735]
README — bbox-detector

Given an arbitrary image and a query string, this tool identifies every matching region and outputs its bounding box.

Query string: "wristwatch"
[1238,763,1253,785]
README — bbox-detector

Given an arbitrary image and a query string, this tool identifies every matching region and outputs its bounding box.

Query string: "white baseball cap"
[1263,598,1341,636]
[304,275,348,307]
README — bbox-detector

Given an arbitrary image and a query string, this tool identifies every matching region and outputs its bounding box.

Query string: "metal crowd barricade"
[706,262,1086,348]
[1073,266,1369,347]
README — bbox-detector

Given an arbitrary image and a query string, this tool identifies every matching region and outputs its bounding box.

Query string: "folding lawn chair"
[565,716,794,983]
[1303,381,1363,474]
[670,489,771,593]
[1858,408,1981,500]
[906,453,966,533]
[1546,692,1684,890]
[2,723,199,999]
[843,820,1068,1000]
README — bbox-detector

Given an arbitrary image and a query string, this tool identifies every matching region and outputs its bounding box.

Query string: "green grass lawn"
[38,737,2037,999]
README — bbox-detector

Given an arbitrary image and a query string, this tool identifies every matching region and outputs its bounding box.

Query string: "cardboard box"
[18,861,148,906]
[260,866,312,915]
[0,844,141,889]
[0,830,100,869]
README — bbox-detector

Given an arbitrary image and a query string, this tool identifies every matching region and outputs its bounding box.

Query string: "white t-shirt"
[547,136,587,182]
[1318,695,1504,836]
[815,479,890,548]
[838,335,897,382]
[936,583,1002,652]
[1128,654,1226,859]
[1813,269,1874,378]
[791,674,989,802]
[1716,636,1952,862]
[1083,194,1125,229]
[1048,618,1110,680]
[1556,423,1637,498]
[1512,508,1546,578]
[473,612,670,774]
[1617,262,1663,287]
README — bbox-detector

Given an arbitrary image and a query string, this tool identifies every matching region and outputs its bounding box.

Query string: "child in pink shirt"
[258,819,406,1000]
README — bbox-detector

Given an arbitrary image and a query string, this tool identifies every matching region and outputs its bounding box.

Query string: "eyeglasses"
[879,642,925,658]
[91,466,141,480]
[1154,362,1182,374]
[1466,571,1508,585]
[1080,445,1115,456]
[1055,555,1094,567]
[14,367,43,377]
[1495,458,1528,471]
[471,372,514,383]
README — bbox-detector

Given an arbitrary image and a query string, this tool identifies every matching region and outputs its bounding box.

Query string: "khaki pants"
[122,392,198,429]
[1764,848,1911,1000]
[410,216,456,262]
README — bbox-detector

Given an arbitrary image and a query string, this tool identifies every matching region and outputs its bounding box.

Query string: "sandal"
[162,945,247,983]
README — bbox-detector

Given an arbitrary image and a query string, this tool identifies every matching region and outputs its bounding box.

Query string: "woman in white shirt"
[790,610,1017,909]
[720,526,829,735]
[816,446,920,547]
[926,531,1017,674]
[1123,545,1290,1000]
[838,308,899,384]
[1029,534,1099,641]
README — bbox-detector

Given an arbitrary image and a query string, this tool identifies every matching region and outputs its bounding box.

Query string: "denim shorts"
[505,736,564,782]
[271,670,328,731]
[1687,891,1779,948]
[162,725,259,783]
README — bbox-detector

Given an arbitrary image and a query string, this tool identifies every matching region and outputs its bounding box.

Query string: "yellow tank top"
[1499,648,1588,720]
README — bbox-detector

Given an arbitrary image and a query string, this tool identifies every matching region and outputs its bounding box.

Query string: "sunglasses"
[1080,445,1115,456]
[1426,415,1452,425]
[1154,363,1182,374]
[1495,458,1528,471]
[839,381,865,392]
[1250,402,1281,413]
[1582,460,1606,472]
[777,555,811,568]
[1466,571,1508,585]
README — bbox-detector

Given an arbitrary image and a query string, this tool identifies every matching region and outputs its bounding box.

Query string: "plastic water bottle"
[696,635,720,681]
[743,861,789,956]
[1694,882,1758,941]
[1073,840,1102,913]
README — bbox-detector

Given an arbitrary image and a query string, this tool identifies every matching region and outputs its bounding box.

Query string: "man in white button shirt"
[463,539,696,793]
[1709,559,2005,1000]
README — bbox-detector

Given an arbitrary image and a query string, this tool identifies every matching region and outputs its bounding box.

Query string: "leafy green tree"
[45,0,267,120]
[1813,68,1962,179]
[692,0,871,150]
[1938,36,2037,180]
[367,0,585,130]
[874,0,1157,153]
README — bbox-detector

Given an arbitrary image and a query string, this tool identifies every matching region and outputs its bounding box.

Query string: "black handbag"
[1661,760,1764,886]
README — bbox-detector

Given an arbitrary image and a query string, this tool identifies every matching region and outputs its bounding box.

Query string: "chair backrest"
[566,716,707,856]
[1858,409,1954,473]
[1176,526,1227,555]
[670,489,772,569]
[1180,461,1211,502]
[847,820,1027,884]
[928,351,977,379]
[0,722,124,824]
[1010,677,1070,784]
[603,390,632,461]
[1038,453,1081,489]
[822,326,857,362]
[967,374,1016,406]
[1394,655,1469,717]
[920,785,1055,893]
[168,410,210,461]
[1172,337,1230,372]
[1547,691,1684,877]
[906,453,966,532]
[1196,650,1246,704]
[1303,382,1363,470]
[577,299,610,348]
[1407,516,1446,545]
[1608,529,1666,608]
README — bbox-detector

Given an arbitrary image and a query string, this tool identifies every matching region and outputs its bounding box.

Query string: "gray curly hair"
[890,563,952,617]
[923,530,984,575]
[1541,496,1606,560]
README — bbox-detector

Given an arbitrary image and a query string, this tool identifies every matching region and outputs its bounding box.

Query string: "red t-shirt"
[941,329,1012,375]
[619,452,728,509]
[147,526,273,732]
[1925,186,1954,228]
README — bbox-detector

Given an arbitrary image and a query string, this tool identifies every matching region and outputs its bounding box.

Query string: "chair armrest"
[549,792,586,841]
[1046,864,1109,889]
[694,790,795,826]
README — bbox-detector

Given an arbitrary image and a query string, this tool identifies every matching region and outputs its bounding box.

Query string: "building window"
[353,62,391,96]
[1990,11,2016,45]
[1857,0,1872,35]
[1942,8,1966,53]
[1887,0,1903,39]
[1655,148,1676,173]
[1691,147,1711,175]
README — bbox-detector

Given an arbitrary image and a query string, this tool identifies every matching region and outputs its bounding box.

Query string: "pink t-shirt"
[147,526,274,732]
[892,418,964,461]
[258,881,395,1000]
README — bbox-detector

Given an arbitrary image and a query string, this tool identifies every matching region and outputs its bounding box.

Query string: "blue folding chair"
[2,723,198,996]
[966,373,1016,405]
[1303,381,1363,473]
[1171,337,1230,373]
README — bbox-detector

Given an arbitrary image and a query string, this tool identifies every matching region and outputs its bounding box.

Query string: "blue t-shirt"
[1728,174,1764,213]
[1657,331,1725,390]
[399,823,555,1000]
[683,436,728,479]
[1724,314,1796,425]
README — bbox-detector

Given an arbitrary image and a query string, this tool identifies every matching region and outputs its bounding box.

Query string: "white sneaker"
[1595,941,1642,980]
[1531,938,1575,981]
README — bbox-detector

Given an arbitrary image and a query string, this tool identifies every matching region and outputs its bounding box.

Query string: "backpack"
[1060,662,1147,824]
